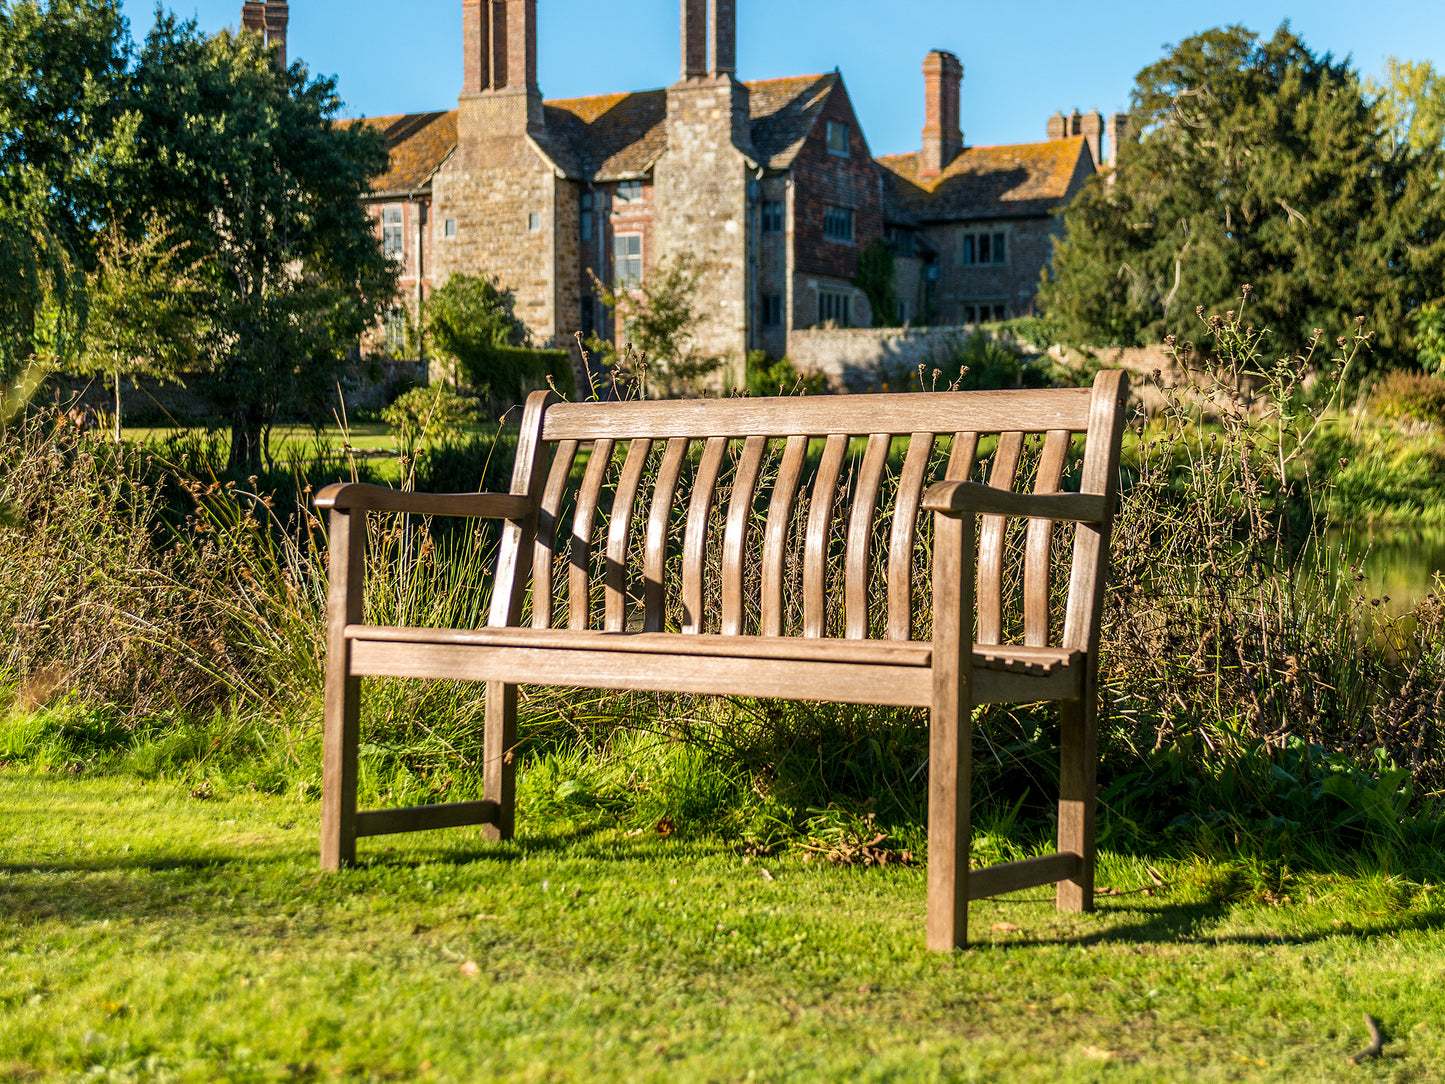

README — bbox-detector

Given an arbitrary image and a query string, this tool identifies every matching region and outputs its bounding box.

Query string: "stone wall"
[654,74,751,376]
[921,214,1062,323]
[787,327,1181,399]
[785,326,982,391]
[434,92,561,344]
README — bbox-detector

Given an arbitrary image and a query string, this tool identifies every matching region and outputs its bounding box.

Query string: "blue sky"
[120,0,1444,157]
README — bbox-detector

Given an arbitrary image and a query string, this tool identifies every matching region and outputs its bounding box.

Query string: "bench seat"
[345,624,1083,707]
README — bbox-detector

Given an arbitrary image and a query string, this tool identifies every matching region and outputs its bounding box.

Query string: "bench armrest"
[922,481,1107,523]
[314,482,533,520]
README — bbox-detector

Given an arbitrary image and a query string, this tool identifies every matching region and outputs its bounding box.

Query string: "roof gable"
[878,137,1095,222]
[747,72,838,169]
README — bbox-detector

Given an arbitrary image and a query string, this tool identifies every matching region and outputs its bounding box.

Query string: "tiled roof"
[747,73,837,168]
[544,89,667,179]
[355,72,839,191]
[352,111,457,194]
[878,137,1095,223]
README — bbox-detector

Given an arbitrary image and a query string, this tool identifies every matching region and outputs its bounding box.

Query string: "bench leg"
[927,680,973,951]
[320,670,360,870]
[320,507,364,871]
[1056,693,1097,912]
[483,681,518,841]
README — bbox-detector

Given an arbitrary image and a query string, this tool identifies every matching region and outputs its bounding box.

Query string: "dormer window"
[616,180,643,203]
[826,120,849,157]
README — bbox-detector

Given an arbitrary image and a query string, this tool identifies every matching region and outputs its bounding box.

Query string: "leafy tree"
[589,251,720,396]
[1039,25,1445,365]
[854,240,896,327]
[71,216,204,440]
[0,0,137,379]
[424,273,527,388]
[0,0,136,260]
[130,15,395,470]
[1369,59,1445,155]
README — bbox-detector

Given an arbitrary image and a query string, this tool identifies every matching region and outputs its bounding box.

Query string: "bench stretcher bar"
[968,852,1083,900]
[354,799,502,838]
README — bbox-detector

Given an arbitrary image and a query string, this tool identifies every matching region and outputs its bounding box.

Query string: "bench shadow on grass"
[985,902,1445,949]
[7,841,1445,953]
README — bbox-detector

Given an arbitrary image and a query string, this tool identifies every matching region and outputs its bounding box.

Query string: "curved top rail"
[539,389,1094,442]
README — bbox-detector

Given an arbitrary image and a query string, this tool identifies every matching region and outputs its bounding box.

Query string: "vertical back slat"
[603,438,653,632]
[488,390,554,628]
[1024,429,1071,646]
[803,433,849,638]
[844,433,892,638]
[1064,371,1130,649]
[567,438,615,630]
[721,435,767,635]
[760,434,807,637]
[946,431,979,481]
[976,431,1024,644]
[682,436,727,634]
[530,439,578,629]
[886,432,935,640]
[643,437,689,632]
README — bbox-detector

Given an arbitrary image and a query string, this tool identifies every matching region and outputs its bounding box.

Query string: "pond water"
[1318,526,1445,618]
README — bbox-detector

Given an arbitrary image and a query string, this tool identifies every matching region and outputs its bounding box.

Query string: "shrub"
[744,353,827,397]
[1370,369,1445,426]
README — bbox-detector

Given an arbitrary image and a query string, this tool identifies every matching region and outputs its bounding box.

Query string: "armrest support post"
[320,506,367,870]
[927,508,977,950]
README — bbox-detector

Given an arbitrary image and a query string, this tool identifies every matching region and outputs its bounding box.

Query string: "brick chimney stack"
[241,1,264,33]
[460,0,542,134]
[681,0,706,78]
[681,0,735,80]
[1106,112,1129,167]
[710,0,735,76]
[919,50,963,178]
[1079,109,1103,168]
[1046,111,1067,140]
[463,0,539,94]
[263,1,287,71]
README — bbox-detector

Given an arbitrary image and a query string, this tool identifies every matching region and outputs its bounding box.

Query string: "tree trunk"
[229,409,266,473]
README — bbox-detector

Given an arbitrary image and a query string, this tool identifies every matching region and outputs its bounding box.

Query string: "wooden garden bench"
[314,371,1129,950]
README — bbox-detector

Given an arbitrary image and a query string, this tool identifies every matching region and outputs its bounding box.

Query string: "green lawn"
[122,423,399,459]
[3,774,1442,1082]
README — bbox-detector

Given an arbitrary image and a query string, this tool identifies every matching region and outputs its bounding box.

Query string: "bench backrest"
[488,372,1129,651]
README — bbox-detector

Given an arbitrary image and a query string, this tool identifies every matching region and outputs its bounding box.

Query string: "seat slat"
[643,437,689,633]
[721,435,767,635]
[348,627,1081,706]
[759,434,807,637]
[845,433,892,639]
[531,439,578,629]
[977,431,1024,644]
[350,622,1081,673]
[568,438,614,630]
[886,432,935,640]
[682,436,727,634]
[803,433,849,638]
[350,623,933,665]
[541,390,1094,441]
[1024,429,1071,647]
[604,438,653,632]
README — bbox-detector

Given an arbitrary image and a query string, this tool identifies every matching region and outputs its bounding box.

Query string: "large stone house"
[346,0,1120,378]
